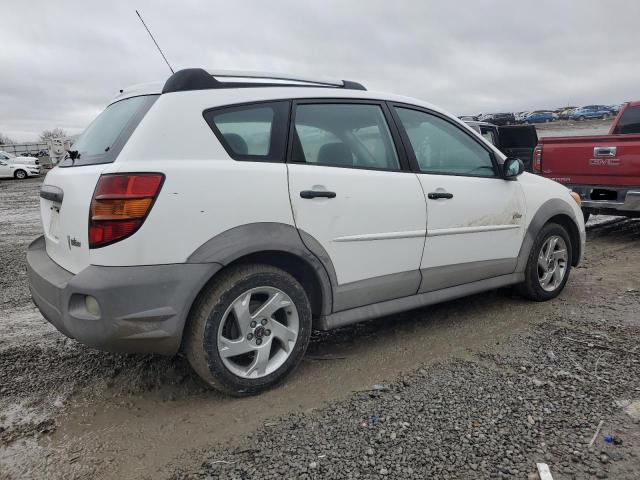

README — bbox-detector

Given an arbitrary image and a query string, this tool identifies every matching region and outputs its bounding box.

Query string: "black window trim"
[286,98,413,173]
[387,101,503,179]
[202,99,292,163]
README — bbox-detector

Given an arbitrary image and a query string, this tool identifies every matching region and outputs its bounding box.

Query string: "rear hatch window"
[62,95,158,167]
[612,106,640,134]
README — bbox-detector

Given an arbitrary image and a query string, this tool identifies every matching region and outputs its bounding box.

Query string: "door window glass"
[292,104,400,170]
[395,107,495,177]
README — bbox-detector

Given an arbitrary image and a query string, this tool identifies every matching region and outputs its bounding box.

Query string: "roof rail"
[162,68,366,94]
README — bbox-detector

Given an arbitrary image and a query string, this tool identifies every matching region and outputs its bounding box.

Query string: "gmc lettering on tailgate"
[590,158,621,167]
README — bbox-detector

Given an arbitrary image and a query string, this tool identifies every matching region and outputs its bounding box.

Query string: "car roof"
[108,69,453,119]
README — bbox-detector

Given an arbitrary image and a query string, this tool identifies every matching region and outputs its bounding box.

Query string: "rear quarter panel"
[89,92,295,266]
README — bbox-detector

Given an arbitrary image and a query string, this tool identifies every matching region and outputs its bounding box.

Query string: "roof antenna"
[135,10,174,74]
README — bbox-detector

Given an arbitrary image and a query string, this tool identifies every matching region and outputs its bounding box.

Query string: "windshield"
[66,95,158,166]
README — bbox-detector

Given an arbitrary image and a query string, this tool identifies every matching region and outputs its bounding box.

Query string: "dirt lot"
[1,119,639,479]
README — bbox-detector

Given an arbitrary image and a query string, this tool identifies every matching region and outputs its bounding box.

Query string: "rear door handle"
[427,192,453,200]
[593,146,617,157]
[300,190,336,199]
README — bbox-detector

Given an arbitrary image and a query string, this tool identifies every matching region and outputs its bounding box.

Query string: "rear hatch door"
[41,94,158,274]
[41,166,106,273]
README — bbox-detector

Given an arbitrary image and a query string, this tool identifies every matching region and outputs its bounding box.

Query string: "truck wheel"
[579,116,585,121]
[14,169,27,180]
[184,264,312,396]
[517,223,572,302]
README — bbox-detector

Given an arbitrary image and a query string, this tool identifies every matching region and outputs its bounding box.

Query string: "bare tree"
[0,132,15,145]
[39,128,68,142]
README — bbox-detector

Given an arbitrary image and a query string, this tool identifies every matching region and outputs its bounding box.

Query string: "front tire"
[185,264,312,396]
[517,223,572,301]
[14,169,27,180]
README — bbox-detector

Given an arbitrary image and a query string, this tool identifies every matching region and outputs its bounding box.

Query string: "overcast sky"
[2,0,638,142]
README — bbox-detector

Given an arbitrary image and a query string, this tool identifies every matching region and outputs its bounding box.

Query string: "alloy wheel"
[537,235,568,292]
[217,287,299,379]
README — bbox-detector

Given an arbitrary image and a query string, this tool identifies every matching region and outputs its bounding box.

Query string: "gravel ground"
[171,309,640,480]
[1,135,639,479]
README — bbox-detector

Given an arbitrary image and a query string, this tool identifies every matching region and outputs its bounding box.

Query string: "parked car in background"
[608,104,623,115]
[465,121,538,172]
[27,68,584,396]
[559,107,577,120]
[0,150,39,166]
[480,112,515,126]
[526,111,556,123]
[0,158,40,179]
[534,101,640,221]
[515,111,530,124]
[569,105,614,121]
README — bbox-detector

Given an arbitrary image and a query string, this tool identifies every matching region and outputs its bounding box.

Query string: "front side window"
[613,106,640,134]
[204,101,289,161]
[292,103,400,170]
[395,107,495,177]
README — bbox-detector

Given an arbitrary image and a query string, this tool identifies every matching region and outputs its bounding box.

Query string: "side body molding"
[187,223,334,316]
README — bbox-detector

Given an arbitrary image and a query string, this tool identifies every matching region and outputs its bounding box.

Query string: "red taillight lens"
[532,145,543,173]
[89,173,164,248]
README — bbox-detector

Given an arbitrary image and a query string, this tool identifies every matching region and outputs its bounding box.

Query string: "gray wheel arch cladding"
[516,198,584,272]
[187,222,334,316]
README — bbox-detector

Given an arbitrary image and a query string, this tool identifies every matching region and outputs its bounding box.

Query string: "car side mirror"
[503,157,524,179]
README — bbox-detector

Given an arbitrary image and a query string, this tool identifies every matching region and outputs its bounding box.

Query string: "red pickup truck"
[533,101,640,221]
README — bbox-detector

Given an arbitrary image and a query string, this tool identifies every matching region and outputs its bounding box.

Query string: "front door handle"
[427,192,453,200]
[300,190,336,199]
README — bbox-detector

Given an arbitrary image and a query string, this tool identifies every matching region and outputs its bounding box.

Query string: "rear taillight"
[89,173,164,248]
[532,145,543,173]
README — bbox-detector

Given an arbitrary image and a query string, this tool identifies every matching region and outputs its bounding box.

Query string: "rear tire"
[184,264,312,396]
[14,169,27,180]
[517,223,572,302]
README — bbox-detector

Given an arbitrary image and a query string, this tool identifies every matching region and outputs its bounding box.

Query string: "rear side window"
[65,95,158,167]
[613,106,640,134]
[291,103,400,170]
[204,101,289,161]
